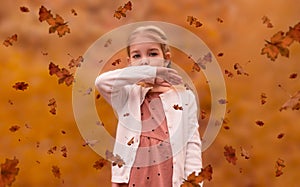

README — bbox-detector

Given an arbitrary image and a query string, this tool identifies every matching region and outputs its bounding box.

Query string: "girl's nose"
[140,58,149,65]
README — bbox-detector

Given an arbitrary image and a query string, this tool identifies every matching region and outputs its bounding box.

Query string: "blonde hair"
[126,25,171,59]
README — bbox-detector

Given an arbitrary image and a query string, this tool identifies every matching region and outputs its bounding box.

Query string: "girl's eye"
[149,52,158,57]
[132,54,141,59]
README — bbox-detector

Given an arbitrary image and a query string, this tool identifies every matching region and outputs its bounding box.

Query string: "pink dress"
[112,92,173,187]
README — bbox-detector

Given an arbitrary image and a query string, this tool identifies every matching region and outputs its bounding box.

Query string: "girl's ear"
[165,52,171,60]
[126,57,131,66]
[164,52,171,67]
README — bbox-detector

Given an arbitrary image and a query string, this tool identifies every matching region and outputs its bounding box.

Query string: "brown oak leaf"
[0,157,19,187]
[187,16,203,28]
[113,1,132,19]
[12,82,28,91]
[51,165,61,179]
[105,150,125,168]
[261,31,293,61]
[279,90,300,111]
[275,158,285,177]
[39,6,70,37]
[3,34,17,47]
[224,145,237,165]
[181,165,213,187]
[93,158,108,170]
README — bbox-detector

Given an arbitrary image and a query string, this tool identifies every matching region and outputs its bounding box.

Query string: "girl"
[95,25,203,187]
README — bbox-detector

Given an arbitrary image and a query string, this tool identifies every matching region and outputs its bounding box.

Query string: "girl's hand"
[156,67,183,85]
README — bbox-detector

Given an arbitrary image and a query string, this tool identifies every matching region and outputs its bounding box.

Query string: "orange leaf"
[9,125,20,132]
[93,158,108,170]
[286,22,300,43]
[279,90,300,111]
[51,165,61,179]
[113,1,132,19]
[275,158,285,177]
[12,82,28,91]
[20,6,30,13]
[261,93,267,105]
[68,55,84,68]
[105,150,125,168]
[234,63,249,76]
[224,145,237,165]
[48,98,57,115]
[3,34,17,47]
[173,104,183,110]
[261,15,273,28]
[181,165,213,187]
[187,16,203,28]
[0,157,19,187]
[255,120,264,126]
[39,6,70,37]
[261,31,293,61]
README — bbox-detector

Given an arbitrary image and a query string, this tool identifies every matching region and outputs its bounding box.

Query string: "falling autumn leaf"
[262,15,273,28]
[71,9,77,16]
[39,6,70,37]
[173,104,183,110]
[12,82,28,91]
[48,98,57,115]
[105,150,125,168]
[61,146,67,158]
[68,54,84,68]
[187,16,203,28]
[48,62,74,86]
[216,17,224,23]
[277,133,285,139]
[113,1,132,19]
[9,125,20,132]
[217,52,224,57]
[127,137,134,146]
[224,145,237,165]
[234,63,249,76]
[261,31,293,61]
[3,34,17,47]
[240,146,250,159]
[193,52,212,72]
[104,39,112,47]
[181,165,213,187]
[224,69,234,78]
[20,6,30,12]
[0,157,19,187]
[279,90,300,111]
[47,146,57,154]
[112,58,121,66]
[218,99,228,104]
[93,158,108,170]
[286,22,300,43]
[51,165,61,179]
[289,73,297,79]
[255,120,264,126]
[261,92,267,105]
[275,158,285,177]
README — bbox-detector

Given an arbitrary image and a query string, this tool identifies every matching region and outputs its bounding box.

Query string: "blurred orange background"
[1,0,300,186]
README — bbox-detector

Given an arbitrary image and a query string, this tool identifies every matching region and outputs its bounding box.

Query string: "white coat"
[95,65,203,187]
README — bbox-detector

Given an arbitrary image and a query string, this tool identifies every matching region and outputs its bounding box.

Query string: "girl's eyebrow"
[130,49,140,54]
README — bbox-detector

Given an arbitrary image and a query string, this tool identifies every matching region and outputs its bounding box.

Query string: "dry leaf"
[173,104,183,110]
[113,1,132,19]
[225,69,234,78]
[224,145,237,165]
[48,62,74,86]
[216,17,224,23]
[61,146,67,158]
[93,158,108,170]
[68,55,84,68]
[261,31,293,61]
[255,120,264,126]
[48,98,57,115]
[289,73,297,79]
[12,82,28,91]
[71,9,77,16]
[275,158,285,177]
[277,133,285,139]
[3,34,17,47]
[112,59,121,66]
[105,150,125,168]
[234,63,249,76]
[286,22,300,43]
[181,165,213,187]
[193,52,212,71]
[39,6,70,37]
[261,93,267,105]
[0,157,19,187]
[20,6,30,12]
[127,137,134,146]
[51,165,61,179]
[9,125,20,132]
[279,90,300,111]
[187,16,203,28]
[240,146,250,159]
[262,15,273,28]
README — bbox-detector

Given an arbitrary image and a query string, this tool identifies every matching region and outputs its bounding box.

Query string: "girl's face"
[128,42,169,67]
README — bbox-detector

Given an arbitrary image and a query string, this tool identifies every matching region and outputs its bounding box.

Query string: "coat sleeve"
[184,91,203,186]
[95,66,157,110]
